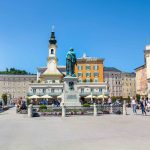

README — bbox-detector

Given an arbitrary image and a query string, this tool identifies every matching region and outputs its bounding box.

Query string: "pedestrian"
[108,97,112,105]
[140,97,147,115]
[131,97,137,114]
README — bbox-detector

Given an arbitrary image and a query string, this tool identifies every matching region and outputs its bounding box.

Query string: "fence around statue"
[22,104,123,117]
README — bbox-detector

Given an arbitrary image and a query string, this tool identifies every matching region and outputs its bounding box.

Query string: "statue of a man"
[66,48,77,77]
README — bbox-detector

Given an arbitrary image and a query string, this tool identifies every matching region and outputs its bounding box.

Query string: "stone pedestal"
[61,76,81,106]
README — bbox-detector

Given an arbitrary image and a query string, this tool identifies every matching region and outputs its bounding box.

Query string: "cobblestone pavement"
[0,107,150,150]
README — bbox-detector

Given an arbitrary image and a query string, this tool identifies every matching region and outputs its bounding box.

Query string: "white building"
[104,67,122,97]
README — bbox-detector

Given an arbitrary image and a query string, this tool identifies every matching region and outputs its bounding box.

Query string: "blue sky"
[0,0,150,73]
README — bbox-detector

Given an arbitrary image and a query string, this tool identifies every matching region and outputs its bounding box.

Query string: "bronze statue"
[66,48,77,77]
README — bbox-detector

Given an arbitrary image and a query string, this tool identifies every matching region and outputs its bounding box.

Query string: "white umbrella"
[41,95,52,99]
[85,95,97,99]
[28,95,40,99]
[57,95,62,99]
[97,95,108,101]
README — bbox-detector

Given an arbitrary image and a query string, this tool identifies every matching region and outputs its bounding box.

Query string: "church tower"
[40,30,63,83]
[47,31,58,72]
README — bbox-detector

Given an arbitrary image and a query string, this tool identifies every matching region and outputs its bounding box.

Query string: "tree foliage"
[2,93,7,105]
[0,68,34,75]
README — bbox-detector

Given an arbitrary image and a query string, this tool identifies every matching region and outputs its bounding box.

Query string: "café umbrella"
[28,95,40,99]
[97,95,108,99]
[57,95,62,99]
[41,95,52,99]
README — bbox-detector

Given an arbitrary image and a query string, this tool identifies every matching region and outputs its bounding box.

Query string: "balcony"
[27,91,62,97]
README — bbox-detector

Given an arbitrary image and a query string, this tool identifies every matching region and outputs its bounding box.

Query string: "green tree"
[2,93,7,105]
[111,96,116,103]
[136,94,140,103]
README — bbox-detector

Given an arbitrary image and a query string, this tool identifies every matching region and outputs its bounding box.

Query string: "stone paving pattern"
[0,107,150,150]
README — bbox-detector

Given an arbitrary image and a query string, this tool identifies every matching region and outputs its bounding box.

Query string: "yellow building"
[75,54,104,83]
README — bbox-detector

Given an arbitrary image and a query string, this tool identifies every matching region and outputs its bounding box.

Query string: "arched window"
[51,49,54,54]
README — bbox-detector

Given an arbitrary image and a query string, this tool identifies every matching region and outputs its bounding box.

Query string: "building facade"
[0,75,36,99]
[104,67,122,97]
[122,72,136,98]
[75,54,104,83]
[145,45,150,99]
[135,65,147,96]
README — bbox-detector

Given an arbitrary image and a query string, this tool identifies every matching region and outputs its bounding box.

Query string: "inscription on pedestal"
[67,94,77,100]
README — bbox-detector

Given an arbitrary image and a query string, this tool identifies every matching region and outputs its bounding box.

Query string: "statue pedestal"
[61,76,81,106]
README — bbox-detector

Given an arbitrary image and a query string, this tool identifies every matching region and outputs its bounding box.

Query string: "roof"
[135,65,146,71]
[0,74,36,77]
[104,67,122,72]
[122,72,136,77]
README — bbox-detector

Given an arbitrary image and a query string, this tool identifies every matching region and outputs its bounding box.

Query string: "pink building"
[135,65,148,96]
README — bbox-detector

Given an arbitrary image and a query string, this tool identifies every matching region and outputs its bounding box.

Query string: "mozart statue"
[66,48,77,77]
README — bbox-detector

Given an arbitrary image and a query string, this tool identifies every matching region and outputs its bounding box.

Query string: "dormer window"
[51,49,54,54]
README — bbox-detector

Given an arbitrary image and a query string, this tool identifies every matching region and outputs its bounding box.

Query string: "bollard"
[62,103,66,117]
[28,104,33,117]
[16,105,18,113]
[123,100,127,115]
[110,104,113,114]
[94,103,97,116]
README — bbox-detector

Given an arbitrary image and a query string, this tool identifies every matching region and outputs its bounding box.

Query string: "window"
[78,79,82,83]
[51,49,54,54]
[99,88,102,92]
[33,89,36,93]
[81,88,84,93]
[78,73,82,77]
[86,72,91,77]
[94,78,98,82]
[86,65,91,70]
[86,78,90,83]
[94,65,99,70]
[51,89,55,93]
[42,89,46,94]
[94,72,99,77]
[78,65,82,70]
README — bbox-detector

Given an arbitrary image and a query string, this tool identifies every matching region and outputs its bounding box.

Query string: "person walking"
[131,97,137,114]
[140,97,147,115]
[108,97,112,105]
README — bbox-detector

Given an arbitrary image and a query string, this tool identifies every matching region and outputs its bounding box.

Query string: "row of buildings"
[0,30,149,100]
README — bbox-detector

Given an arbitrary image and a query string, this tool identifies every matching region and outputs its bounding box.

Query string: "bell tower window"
[51,49,54,54]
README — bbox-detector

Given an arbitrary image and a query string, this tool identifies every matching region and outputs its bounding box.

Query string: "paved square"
[0,107,150,150]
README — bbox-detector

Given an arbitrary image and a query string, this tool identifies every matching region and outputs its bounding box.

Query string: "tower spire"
[49,26,57,45]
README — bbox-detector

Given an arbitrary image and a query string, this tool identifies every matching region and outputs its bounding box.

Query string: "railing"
[27,92,63,97]
[65,106,94,116]
[26,104,123,117]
